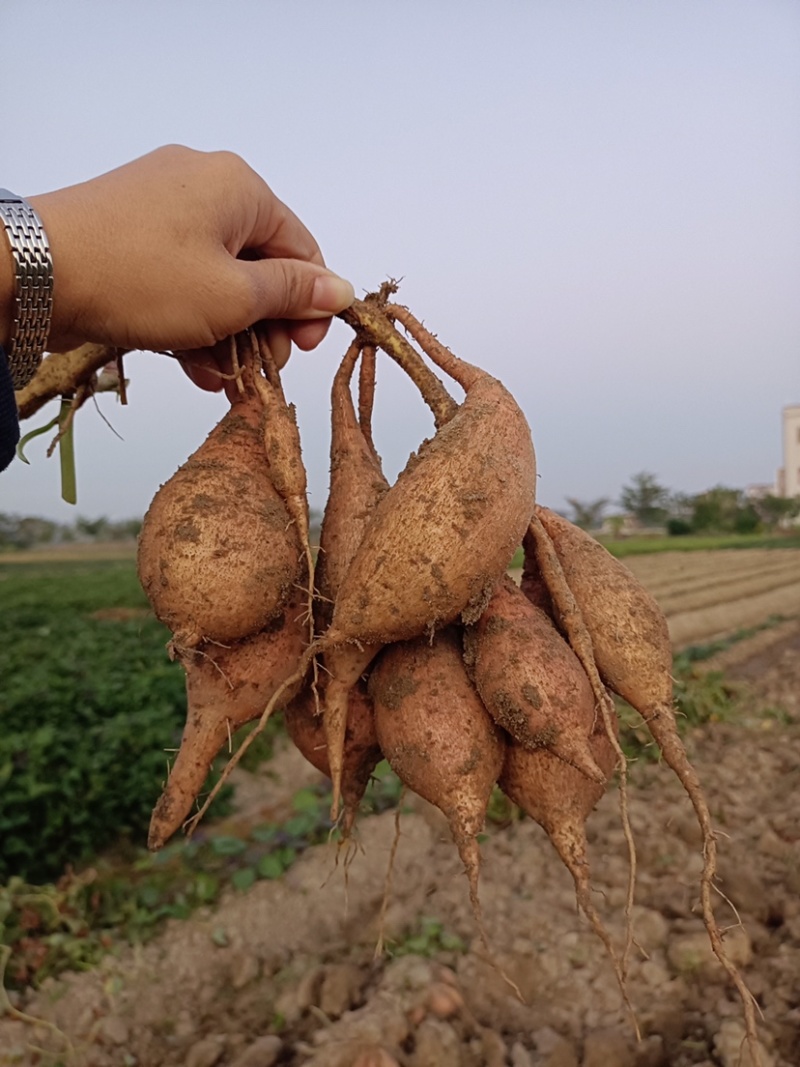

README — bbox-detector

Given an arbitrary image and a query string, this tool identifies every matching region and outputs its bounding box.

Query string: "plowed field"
[624,546,800,650]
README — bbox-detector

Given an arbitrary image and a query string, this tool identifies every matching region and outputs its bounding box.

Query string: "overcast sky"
[2,0,798,522]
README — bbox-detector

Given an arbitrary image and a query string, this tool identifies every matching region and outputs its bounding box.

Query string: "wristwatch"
[0,188,54,390]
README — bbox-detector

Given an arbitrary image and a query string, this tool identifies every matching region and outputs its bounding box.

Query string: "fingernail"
[312,273,355,313]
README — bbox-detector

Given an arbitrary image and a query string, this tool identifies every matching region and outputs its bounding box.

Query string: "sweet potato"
[499,724,631,1015]
[315,342,391,816]
[285,680,381,837]
[326,369,535,646]
[519,537,554,616]
[532,505,761,1057]
[148,586,309,850]
[188,300,536,829]
[533,508,671,709]
[315,342,389,628]
[370,628,505,919]
[138,363,301,648]
[466,576,603,783]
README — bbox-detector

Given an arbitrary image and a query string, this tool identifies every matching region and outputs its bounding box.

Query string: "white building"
[776,404,800,498]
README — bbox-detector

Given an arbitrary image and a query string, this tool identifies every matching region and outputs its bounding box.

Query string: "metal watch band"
[0,189,54,390]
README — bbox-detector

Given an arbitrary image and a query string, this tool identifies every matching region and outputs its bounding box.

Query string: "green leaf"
[256,854,284,880]
[291,788,321,814]
[193,873,219,904]
[250,825,277,844]
[282,813,317,838]
[231,868,256,892]
[210,835,247,857]
[15,415,60,464]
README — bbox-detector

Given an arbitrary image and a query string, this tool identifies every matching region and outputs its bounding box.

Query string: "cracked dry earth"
[1,550,799,1067]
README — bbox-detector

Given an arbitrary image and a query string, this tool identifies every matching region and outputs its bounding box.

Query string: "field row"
[624,548,800,647]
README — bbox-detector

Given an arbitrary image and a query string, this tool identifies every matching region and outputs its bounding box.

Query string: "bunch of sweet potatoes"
[136,290,760,1061]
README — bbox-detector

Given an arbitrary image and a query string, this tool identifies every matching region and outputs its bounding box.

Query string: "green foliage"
[615,621,790,759]
[0,561,189,882]
[389,916,466,958]
[601,531,800,557]
[0,513,141,551]
[666,518,693,537]
[689,485,761,535]
[0,780,329,989]
[754,493,800,529]
[1,767,411,991]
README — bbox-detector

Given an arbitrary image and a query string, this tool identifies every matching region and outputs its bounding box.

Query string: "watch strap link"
[0,189,54,390]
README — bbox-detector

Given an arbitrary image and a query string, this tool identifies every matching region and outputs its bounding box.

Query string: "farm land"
[1,541,800,1067]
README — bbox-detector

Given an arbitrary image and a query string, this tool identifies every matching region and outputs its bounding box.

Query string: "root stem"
[339,297,457,428]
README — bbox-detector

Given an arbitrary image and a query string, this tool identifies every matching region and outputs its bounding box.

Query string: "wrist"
[0,224,13,351]
[0,190,54,386]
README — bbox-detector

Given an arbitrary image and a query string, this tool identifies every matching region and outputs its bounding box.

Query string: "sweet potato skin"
[500,726,616,838]
[329,375,536,646]
[534,507,672,708]
[370,628,505,846]
[285,680,381,826]
[138,388,301,646]
[315,344,389,632]
[147,588,308,850]
[466,576,602,781]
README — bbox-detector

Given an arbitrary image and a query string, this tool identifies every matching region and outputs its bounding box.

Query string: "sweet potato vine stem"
[386,303,481,392]
[339,296,457,427]
[358,344,379,464]
[16,343,125,420]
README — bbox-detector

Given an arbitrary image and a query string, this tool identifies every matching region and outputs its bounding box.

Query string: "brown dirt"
[2,550,800,1067]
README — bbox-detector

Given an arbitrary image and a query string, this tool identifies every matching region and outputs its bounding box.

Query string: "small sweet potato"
[370,628,505,915]
[466,576,603,782]
[285,680,381,837]
[148,587,309,850]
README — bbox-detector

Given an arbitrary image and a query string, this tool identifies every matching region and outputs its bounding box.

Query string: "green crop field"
[0,559,187,882]
[598,531,800,557]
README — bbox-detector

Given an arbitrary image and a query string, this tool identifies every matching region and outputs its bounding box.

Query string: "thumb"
[240,257,354,322]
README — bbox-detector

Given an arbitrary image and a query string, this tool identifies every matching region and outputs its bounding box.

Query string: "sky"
[1,0,798,523]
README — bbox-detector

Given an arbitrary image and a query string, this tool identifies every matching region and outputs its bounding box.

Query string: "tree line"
[567,472,800,534]
[0,509,325,552]
[0,514,143,550]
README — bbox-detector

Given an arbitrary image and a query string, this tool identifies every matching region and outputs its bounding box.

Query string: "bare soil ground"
[2,550,799,1067]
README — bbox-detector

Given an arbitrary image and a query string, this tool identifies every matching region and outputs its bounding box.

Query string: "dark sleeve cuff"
[0,345,21,471]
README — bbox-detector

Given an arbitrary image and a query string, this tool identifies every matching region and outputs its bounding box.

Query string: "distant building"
[775,404,800,498]
[745,483,774,500]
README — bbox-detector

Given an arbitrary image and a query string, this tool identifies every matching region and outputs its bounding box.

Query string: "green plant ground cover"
[507,530,800,568]
[598,531,800,557]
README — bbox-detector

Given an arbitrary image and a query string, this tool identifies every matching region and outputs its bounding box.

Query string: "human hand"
[24,146,354,387]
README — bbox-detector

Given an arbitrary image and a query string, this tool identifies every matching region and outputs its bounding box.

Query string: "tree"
[752,494,800,531]
[76,516,111,540]
[565,497,609,530]
[690,486,759,534]
[618,472,670,527]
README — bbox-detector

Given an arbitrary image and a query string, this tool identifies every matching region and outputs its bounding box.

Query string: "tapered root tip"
[553,738,606,785]
[148,791,187,851]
